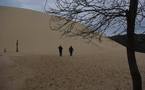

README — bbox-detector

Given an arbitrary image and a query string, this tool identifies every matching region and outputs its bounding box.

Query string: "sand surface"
[0,6,145,90]
[0,49,145,90]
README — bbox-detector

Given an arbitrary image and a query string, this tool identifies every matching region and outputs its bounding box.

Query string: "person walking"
[69,46,74,56]
[58,45,63,56]
[16,40,19,52]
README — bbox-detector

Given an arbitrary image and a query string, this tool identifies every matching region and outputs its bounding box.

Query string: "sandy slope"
[0,6,99,55]
[0,6,145,90]
[0,46,145,90]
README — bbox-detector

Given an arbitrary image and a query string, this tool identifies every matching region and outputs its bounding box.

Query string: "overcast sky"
[0,0,56,11]
[0,0,144,34]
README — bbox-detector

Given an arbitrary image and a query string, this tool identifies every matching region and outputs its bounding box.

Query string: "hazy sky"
[0,0,56,11]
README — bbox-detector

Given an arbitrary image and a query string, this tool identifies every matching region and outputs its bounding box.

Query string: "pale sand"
[0,46,145,90]
[0,6,145,90]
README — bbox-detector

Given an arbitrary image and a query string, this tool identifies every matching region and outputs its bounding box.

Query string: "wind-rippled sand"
[0,52,145,90]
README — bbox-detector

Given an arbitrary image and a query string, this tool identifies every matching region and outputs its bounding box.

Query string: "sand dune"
[0,6,145,90]
[0,6,109,56]
[0,52,145,90]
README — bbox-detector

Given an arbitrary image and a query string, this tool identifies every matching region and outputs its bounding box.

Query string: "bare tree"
[45,0,145,90]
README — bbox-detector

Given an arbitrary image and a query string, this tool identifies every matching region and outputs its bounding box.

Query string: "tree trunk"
[127,48,142,90]
[127,0,142,90]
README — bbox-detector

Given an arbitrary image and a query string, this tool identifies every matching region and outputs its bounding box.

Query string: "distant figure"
[16,40,19,52]
[58,45,63,56]
[69,46,74,56]
[4,48,7,53]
